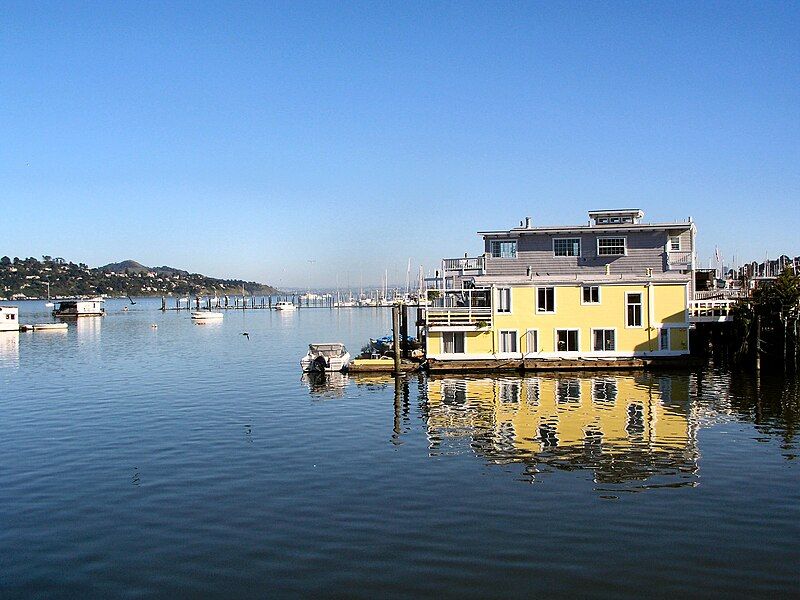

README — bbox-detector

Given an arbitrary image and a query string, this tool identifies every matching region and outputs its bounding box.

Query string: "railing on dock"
[689,300,736,322]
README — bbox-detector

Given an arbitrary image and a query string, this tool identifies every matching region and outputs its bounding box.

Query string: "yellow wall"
[427,282,689,356]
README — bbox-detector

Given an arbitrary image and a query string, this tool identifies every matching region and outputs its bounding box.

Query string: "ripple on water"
[1,299,799,598]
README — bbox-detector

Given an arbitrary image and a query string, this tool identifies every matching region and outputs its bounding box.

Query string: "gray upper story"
[442,210,696,284]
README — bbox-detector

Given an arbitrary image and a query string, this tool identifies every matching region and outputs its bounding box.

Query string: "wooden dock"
[426,356,703,373]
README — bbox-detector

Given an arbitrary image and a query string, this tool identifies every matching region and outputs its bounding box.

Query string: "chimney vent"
[525,216,532,228]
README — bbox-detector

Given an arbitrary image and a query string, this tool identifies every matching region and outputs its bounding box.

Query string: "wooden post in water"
[161,296,166,311]
[755,315,761,372]
[399,303,409,358]
[392,305,401,374]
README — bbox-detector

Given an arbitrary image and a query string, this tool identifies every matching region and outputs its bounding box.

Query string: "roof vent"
[525,216,532,228]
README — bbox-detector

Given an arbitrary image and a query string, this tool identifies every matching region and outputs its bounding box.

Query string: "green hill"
[0,256,281,299]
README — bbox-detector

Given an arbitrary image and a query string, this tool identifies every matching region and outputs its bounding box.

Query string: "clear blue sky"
[2,1,798,287]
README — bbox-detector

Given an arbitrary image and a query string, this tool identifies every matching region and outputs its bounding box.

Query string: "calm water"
[1,299,798,598]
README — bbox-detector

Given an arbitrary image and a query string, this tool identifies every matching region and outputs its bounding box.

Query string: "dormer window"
[589,209,643,226]
[490,240,517,258]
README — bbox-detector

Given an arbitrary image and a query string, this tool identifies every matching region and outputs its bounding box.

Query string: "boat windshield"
[309,344,346,357]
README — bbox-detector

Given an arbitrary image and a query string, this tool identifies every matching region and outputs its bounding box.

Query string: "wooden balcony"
[689,300,735,322]
[667,250,692,270]
[442,256,485,274]
[426,306,493,331]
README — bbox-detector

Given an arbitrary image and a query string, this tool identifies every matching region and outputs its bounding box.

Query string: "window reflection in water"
[423,373,699,488]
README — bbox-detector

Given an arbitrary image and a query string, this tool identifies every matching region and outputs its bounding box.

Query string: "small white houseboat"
[300,343,351,372]
[0,306,20,332]
[275,301,296,311]
[52,298,105,317]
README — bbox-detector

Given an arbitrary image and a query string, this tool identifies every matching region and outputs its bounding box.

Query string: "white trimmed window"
[598,237,626,256]
[499,330,518,353]
[659,328,670,351]
[582,286,600,304]
[669,235,681,251]
[497,288,511,313]
[442,332,465,354]
[554,238,581,257]
[626,293,643,327]
[556,329,579,352]
[525,329,539,353]
[537,287,555,313]
[490,240,517,258]
[593,329,616,351]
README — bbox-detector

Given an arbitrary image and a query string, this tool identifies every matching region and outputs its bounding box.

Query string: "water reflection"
[421,373,700,489]
[0,331,20,367]
[301,371,350,398]
[75,316,102,344]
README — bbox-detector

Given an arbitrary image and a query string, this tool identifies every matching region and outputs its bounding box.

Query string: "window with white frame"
[582,285,600,304]
[593,329,616,351]
[499,330,518,353]
[598,237,626,256]
[525,329,539,353]
[626,293,643,327]
[556,329,579,352]
[553,238,581,257]
[497,288,511,313]
[669,235,681,251]
[490,240,517,258]
[659,328,670,351]
[442,332,465,354]
[537,287,555,313]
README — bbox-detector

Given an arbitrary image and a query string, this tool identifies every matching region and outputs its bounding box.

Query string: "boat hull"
[300,352,351,373]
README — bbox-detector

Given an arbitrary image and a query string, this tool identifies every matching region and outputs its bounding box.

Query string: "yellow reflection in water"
[424,373,698,486]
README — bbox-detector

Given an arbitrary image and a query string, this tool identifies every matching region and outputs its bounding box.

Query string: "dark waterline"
[1,299,798,598]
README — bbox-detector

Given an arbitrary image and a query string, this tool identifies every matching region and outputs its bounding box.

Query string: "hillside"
[0,256,280,299]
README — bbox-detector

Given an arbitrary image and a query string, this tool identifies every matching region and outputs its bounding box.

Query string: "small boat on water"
[191,311,224,321]
[275,301,296,311]
[32,323,68,331]
[53,298,105,317]
[300,343,351,372]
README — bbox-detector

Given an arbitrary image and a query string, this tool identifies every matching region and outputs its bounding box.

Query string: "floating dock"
[426,356,703,373]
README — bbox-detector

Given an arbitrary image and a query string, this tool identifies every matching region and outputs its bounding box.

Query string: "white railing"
[667,250,692,270]
[693,290,748,300]
[442,256,485,272]
[426,307,492,329]
[689,300,736,322]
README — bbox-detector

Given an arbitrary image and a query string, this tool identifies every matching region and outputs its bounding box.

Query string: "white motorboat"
[275,301,296,311]
[300,343,351,372]
[191,311,224,321]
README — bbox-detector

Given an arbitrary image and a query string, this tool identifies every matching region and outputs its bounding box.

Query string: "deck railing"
[667,250,692,270]
[442,256,485,273]
[689,300,736,322]
[426,306,492,329]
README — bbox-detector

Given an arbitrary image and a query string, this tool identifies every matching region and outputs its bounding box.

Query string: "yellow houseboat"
[424,209,695,370]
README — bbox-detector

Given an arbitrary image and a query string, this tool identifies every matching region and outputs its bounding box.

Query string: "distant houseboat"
[53,298,105,317]
[0,306,19,331]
